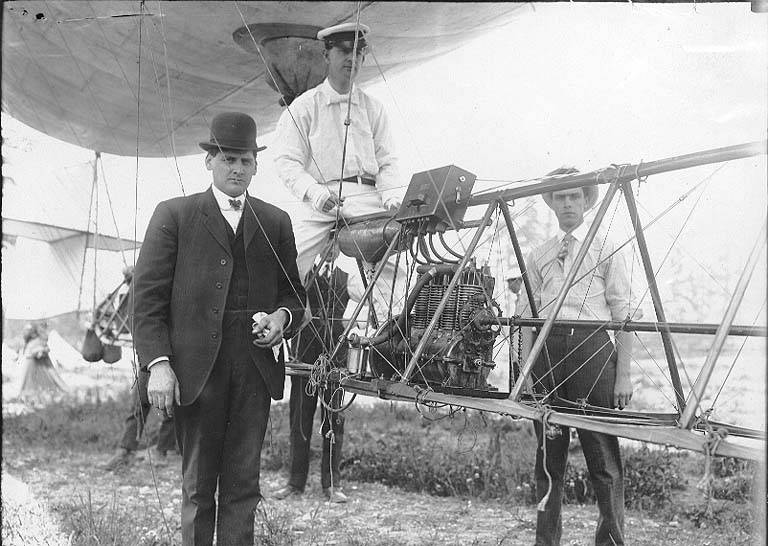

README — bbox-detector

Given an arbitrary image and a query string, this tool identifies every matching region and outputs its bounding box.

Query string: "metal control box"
[394,165,477,227]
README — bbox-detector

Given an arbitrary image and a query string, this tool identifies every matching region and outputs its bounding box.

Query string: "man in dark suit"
[133,112,306,546]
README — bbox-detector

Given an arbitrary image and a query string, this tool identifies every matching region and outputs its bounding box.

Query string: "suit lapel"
[200,189,232,255]
[243,195,264,252]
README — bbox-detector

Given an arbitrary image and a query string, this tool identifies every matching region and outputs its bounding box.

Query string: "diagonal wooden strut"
[510,180,621,400]
[679,219,767,430]
[622,181,686,413]
[499,200,538,318]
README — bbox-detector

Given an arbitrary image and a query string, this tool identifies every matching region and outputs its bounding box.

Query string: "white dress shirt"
[517,221,642,322]
[211,184,245,232]
[272,78,401,208]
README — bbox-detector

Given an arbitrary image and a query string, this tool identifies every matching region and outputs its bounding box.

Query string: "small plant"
[55,490,164,546]
[253,504,295,546]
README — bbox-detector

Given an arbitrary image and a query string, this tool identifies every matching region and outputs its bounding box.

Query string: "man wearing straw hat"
[516,167,641,546]
[133,112,306,546]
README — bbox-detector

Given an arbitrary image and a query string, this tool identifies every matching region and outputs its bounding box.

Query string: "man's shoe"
[272,485,302,500]
[102,448,134,471]
[323,487,348,504]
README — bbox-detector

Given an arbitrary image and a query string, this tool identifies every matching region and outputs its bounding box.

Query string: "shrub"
[340,406,693,513]
[3,392,132,453]
[706,457,756,503]
[341,409,538,503]
[621,446,686,511]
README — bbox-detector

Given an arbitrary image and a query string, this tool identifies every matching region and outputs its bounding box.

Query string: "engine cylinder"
[369,263,501,395]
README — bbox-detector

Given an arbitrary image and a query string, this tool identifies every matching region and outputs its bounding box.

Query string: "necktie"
[229,198,242,211]
[557,235,573,262]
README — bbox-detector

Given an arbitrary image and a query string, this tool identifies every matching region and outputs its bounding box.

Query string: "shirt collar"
[211,184,246,210]
[558,221,589,243]
[320,78,360,106]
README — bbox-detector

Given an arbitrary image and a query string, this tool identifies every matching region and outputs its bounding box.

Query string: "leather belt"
[338,175,376,186]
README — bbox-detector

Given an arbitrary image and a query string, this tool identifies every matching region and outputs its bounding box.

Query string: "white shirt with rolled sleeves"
[274,78,401,209]
[273,78,404,280]
[516,221,643,323]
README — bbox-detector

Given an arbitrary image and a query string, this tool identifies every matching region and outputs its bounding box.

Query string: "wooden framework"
[313,140,768,460]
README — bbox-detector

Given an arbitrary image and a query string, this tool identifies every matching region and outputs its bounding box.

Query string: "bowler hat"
[199,112,266,154]
[541,167,599,210]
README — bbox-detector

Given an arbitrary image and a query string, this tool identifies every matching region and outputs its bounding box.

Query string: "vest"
[225,217,249,311]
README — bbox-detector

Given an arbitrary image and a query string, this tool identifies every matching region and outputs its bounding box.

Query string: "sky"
[2,2,766,322]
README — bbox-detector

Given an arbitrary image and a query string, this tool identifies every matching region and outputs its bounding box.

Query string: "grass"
[2,391,763,545]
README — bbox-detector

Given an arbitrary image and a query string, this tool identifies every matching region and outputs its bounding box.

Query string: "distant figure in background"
[102,367,177,471]
[506,264,525,384]
[505,263,524,316]
[17,322,67,403]
[273,262,350,503]
[100,265,178,471]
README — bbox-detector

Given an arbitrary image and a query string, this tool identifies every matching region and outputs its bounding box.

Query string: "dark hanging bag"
[102,343,122,364]
[81,327,104,362]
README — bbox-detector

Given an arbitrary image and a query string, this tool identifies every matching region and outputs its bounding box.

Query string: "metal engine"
[367,262,502,395]
[340,164,505,396]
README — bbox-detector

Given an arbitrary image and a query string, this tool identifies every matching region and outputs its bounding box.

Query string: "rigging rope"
[91,154,100,314]
[536,409,557,512]
[97,156,128,268]
[149,0,185,192]
[76,170,97,317]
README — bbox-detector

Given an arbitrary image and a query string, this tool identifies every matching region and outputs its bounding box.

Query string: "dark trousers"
[532,328,624,546]
[174,317,272,546]
[120,369,176,453]
[286,375,344,490]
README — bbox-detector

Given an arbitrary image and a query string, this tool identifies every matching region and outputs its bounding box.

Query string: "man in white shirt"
[517,167,640,546]
[273,22,403,281]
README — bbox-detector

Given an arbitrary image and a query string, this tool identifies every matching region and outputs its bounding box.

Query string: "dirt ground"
[1,345,760,545]
[2,440,755,546]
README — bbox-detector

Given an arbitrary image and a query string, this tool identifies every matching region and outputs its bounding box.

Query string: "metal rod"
[679,219,766,429]
[491,317,766,337]
[400,201,498,383]
[623,181,686,413]
[470,141,766,207]
[326,231,402,362]
[499,200,538,317]
[510,181,621,400]
[356,258,379,331]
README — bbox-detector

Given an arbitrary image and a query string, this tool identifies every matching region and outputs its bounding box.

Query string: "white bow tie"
[327,93,358,105]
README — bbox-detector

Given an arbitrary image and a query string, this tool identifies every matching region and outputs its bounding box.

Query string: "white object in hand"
[252,312,269,337]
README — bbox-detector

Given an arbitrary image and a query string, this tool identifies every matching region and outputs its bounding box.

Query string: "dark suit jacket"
[132,188,306,405]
